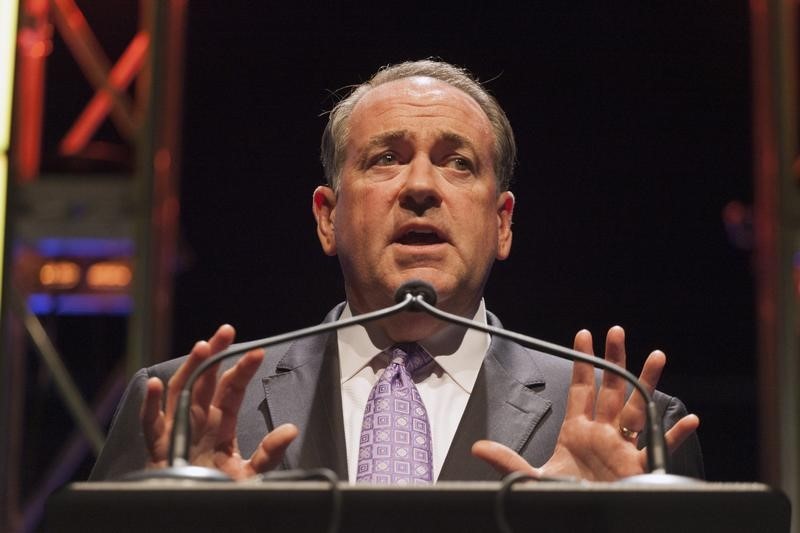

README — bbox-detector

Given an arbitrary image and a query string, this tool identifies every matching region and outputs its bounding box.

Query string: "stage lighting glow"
[35,237,135,258]
[39,261,81,290]
[0,0,20,306]
[22,239,135,314]
[86,261,132,290]
[28,293,132,315]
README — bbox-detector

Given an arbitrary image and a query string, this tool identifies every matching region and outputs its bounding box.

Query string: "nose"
[399,156,442,216]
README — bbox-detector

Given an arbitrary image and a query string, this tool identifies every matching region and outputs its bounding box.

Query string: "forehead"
[347,76,493,149]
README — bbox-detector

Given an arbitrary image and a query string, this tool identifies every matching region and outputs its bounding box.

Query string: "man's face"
[314,76,514,323]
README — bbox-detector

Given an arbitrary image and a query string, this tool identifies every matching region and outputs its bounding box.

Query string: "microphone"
[126,280,696,484]
[394,279,437,310]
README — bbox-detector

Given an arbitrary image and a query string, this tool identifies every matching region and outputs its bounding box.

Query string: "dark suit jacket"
[90,305,704,481]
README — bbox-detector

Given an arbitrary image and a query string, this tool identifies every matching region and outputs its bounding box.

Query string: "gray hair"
[320,60,516,192]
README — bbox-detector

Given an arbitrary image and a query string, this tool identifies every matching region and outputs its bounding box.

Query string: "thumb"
[471,440,539,477]
[249,423,299,473]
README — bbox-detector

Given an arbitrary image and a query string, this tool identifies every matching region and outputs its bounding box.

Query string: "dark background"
[172,2,754,482]
[28,0,756,490]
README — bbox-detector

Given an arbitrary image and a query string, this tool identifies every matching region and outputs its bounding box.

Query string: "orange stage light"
[39,261,81,290]
[86,261,132,290]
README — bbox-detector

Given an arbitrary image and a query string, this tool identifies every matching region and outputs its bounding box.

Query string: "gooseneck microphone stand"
[125,280,699,484]
[407,292,698,484]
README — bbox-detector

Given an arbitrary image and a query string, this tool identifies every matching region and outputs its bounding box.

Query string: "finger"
[619,350,665,432]
[248,423,299,473]
[165,340,212,417]
[140,377,167,459]
[596,326,627,423]
[601,326,626,388]
[573,328,594,355]
[211,348,265,443]
[471,440,539,477]
[192,324,237,415]
[566,329,596,419]
[165,325,236,419]
[664,414,700,452]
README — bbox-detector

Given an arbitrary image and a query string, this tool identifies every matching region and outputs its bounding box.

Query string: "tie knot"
[389,343,432,375]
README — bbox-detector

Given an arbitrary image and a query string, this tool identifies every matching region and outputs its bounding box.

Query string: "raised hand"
[139,324,298,479]
[472,326,699,481]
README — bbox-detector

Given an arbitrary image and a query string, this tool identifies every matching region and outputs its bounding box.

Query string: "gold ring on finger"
[619,425,640,441]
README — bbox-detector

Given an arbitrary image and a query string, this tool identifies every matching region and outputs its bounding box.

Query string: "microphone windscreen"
[394,280,438,308]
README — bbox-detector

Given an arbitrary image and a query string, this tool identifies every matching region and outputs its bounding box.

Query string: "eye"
[374,152,399,166]
[446,156,473,172]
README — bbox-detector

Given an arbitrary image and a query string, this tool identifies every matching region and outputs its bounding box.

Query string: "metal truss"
[0,1,186,531]
[751,1,800,532]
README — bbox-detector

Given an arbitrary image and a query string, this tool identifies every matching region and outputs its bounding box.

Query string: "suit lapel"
[257,306,554,482]
[261,328,349,480]
[439,334,552,481]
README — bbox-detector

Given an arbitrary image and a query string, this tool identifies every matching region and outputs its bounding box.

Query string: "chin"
[382,312,447,343]
[392,269,454,297]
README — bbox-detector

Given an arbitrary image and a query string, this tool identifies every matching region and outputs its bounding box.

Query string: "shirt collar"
[337,300,490,393]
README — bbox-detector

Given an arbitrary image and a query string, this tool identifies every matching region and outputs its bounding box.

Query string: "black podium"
[45,480,790,533]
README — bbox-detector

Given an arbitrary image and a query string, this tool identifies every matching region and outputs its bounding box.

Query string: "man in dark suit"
[90,60,703,482]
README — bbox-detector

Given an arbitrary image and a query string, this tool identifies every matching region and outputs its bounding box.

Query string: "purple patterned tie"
[356,343,434,485]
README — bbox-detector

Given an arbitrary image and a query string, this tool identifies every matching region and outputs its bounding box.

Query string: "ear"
[312,186,337,256]
[496,191,514,260]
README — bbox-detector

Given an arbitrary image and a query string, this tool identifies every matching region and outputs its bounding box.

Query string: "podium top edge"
[66,480,781,494]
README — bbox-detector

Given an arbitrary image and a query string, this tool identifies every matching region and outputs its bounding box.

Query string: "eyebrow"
[437,131,483,174]
[355,130,410,169]
[365,130,410,150]
[439,131,477,154]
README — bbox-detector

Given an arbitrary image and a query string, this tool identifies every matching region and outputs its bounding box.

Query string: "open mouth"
[396,229,445,246]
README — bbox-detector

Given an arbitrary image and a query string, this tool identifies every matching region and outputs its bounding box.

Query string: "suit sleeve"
[88,368,151,480]
[659,394,705,479]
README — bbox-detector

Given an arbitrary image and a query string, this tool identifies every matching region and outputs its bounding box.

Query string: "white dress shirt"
[338,300,491,482]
